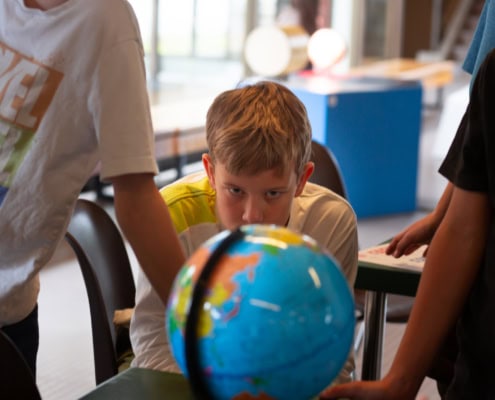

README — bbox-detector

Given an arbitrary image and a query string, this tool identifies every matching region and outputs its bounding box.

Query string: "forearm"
[385,187,489,396]
[387,183,454,258]
[430,182,454,225]
[112,174,185,305]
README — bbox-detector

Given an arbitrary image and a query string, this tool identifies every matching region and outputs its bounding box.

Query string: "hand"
[319,378,417,400]
[385,213,438,258]
[319,380,389,399]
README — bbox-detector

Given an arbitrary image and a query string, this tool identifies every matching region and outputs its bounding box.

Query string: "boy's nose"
[242,199,264,224]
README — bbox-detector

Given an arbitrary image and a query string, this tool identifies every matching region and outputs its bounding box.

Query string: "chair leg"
[354,319,365,354]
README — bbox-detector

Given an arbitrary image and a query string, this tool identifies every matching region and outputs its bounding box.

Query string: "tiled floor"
[36,68,472,399]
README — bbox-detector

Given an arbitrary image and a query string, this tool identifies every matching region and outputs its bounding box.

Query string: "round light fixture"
[244,25,309,77]
[307,28,347,71]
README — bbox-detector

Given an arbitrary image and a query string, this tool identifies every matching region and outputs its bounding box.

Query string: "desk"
[348,58,455,91]
[80,368,193,400]
[86,125,207,200]
[355,258,421,380]
[153,126,206,178]
[150,98,208,176]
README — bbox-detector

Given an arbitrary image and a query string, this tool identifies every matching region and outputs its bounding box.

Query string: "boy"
[130,80,359,386]
[338,4,495,398]
[321,46,495,400]
[0,0,184,376]
[385,0,495,261]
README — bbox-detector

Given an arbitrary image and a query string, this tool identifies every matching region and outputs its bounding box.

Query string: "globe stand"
[185,228,246,400]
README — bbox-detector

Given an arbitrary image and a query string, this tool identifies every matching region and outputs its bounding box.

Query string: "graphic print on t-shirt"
[0,42,62,206]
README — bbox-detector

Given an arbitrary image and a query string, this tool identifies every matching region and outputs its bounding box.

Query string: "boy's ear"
[295,162,314,197]
[202,153,216,188]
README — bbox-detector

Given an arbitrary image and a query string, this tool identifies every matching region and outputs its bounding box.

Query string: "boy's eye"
[266,190,281,199]
[228,187,243,196]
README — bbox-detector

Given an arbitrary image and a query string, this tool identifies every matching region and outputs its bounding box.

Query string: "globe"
[166,224,355,400]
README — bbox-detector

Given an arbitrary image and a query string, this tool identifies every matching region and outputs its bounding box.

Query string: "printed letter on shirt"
[0,42,62,206]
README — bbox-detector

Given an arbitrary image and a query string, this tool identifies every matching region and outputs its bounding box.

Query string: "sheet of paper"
[358,243,426,272]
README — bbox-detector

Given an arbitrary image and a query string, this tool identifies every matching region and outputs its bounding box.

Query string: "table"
[80,368,193,400]
[86,124,207,200]
[153,125,206,179]
[355,258,421,380]
[347,58,455,91]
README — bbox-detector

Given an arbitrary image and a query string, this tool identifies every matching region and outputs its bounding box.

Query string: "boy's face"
[203,154,313,231]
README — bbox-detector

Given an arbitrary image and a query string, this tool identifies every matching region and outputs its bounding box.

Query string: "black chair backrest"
[65,199,136,384]
[309,141,414,324]
[0,330,42,399]
[309,140,347,199]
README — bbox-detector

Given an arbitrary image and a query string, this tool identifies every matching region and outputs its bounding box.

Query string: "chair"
[65,199,136,385]
[309,141,414,324]
[0,330,42,399]
[310,140,348,199]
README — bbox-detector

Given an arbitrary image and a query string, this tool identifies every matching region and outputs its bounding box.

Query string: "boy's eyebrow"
[266,186,290,191]
[222,181,291,191]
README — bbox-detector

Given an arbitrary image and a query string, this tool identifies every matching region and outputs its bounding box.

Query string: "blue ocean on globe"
[166,224,355,400]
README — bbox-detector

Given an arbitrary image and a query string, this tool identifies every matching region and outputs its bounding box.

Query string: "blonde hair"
[205,80,312,176]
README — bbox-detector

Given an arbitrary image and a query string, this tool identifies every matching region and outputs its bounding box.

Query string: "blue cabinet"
[289,76,422,218]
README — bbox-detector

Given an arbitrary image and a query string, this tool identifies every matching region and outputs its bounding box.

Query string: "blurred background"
[128,0,481,105]
[38,1,485,399]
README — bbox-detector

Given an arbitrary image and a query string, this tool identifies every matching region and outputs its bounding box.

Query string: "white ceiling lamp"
[307,28,347,73]
[244,25,309,77]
